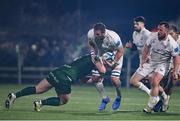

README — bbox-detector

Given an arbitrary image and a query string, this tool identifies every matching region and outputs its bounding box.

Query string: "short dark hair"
[169,24,178,32]
[134,16,146,23]
[93,22,106,33]
[158,21,169,29]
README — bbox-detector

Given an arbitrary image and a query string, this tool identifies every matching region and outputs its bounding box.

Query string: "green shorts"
[46,68,71,95]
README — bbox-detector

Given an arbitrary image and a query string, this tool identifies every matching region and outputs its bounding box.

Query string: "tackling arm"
[91,55,106,74]
[88,40,99,56]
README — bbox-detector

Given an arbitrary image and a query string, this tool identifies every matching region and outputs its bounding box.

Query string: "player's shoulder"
[168,34,178,46]
[146,32,158,44]
[149,32,158,39]
[106,29,121,40]
[177,35,180,45]
[143,28,151,33]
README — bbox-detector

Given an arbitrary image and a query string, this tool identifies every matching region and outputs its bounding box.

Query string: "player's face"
[94,29,105,41]
[158,25,168,40]
[134,21,143,32]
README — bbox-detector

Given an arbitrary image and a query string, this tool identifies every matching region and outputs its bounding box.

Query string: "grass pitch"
[0,84,180,120]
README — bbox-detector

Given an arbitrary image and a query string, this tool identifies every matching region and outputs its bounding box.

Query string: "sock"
[148,96,160,108]
[138,82,150,96]
[161,91,168,100]
[115,85,121,97]
[15,86,36,98]
[95,80,107,99]
[164,79,174,95]
[41,97,61,106]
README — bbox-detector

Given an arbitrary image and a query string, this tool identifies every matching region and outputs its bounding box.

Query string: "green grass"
[0,84,180,120]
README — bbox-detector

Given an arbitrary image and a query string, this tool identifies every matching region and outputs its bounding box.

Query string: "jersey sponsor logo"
[116,41,120,47]
[174,47,179,53]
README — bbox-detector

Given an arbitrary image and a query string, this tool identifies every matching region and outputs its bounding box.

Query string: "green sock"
[41,97,61,106]
[15,87,36,98]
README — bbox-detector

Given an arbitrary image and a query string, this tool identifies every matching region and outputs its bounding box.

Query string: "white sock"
[161,91,168,100]
[95,80,107,99]
[138,82,150,96]
[148,96,160,108]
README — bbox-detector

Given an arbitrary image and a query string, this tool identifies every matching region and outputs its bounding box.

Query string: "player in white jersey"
[126,16,151,64]
[137,22,179,113]
[161,25,180,112]
[127,16,151,96]
[87,22,124,111]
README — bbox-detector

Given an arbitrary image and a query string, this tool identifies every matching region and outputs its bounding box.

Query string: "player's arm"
[172,55,180,80]
[114,47,124,62]
[171,43,180,79]
[104,47,124,68]
[141,34,152,67]
[91,55,106,74]
[141,43,150,67]
[125,41,137,51]
[88,40,98,56]
[87,29,98,57]
[106,39,124,68]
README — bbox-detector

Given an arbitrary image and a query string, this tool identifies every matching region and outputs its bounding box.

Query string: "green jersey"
[47,54,96,94]
[60,54,96,81]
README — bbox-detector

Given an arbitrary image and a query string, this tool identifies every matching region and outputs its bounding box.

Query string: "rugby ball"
[102,52,115,62]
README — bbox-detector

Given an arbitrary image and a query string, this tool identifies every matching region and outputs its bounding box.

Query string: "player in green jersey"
[5,54,106,112]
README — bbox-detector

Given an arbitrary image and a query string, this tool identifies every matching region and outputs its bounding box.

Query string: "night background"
[0,0,180,85]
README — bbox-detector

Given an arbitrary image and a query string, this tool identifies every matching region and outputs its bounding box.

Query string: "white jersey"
[87,29,123,55]
[176,35,180,47]
[88,28,123,78]
[175,35,180,75]
[136,33,179,77]
[146,32,179,66]
[133,28,151,57]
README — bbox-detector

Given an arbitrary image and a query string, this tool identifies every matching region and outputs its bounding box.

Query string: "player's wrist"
[92,55,102,64]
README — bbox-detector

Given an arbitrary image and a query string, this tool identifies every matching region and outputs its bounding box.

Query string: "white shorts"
[136,63,168,77]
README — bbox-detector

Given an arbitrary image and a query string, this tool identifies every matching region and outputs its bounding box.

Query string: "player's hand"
[172,70,178,80]
[125,42,132,48]
[92,55,103,64]
[104,60,118,68]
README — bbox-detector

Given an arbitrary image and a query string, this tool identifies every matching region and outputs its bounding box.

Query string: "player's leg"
[91,70,109,111]
[130,64,151,96]
[34,94,70,112]
[143,71,163,113]
[111,68,122,111]
[162,71,180,112]
[5,78,52,109]
[34,78,71,112]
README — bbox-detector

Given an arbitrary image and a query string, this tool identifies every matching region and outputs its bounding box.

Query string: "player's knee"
[91,75,101,83]
[35,79,52,94]
[130,74,142,87]
[60,96,69,105]
[35,86,44,94]
[130,76,137,86]
[111,77,120,87]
